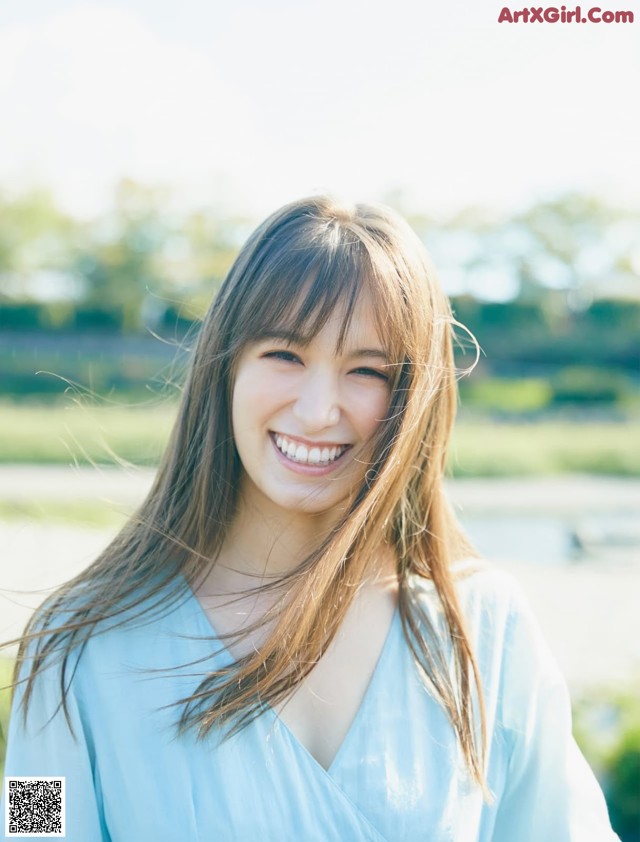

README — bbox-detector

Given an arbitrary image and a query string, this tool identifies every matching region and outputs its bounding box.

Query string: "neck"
[205,484,396,595]
[217,493,339,583]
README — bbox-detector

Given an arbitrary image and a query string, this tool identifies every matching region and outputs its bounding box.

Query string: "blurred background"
[0,1,638,836]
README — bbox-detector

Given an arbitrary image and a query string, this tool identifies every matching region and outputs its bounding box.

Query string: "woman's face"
[231,289,392,523]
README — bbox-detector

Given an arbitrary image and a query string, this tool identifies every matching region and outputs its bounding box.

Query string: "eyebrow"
[257,330,390,362]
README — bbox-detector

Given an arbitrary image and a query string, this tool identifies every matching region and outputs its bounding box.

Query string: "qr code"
[4,777,66,837]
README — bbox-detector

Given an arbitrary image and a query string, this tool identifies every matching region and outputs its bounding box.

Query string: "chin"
[266,486,343,517]
[278,496,336,516]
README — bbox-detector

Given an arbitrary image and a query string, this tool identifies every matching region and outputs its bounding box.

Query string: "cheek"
[349,387,391,439]
[232,367,288,432]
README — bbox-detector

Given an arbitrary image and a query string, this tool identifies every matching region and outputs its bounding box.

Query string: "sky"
[0,0,638,221]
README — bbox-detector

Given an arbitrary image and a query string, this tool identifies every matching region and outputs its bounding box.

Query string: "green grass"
[450,419,640,477]
[0,499,127,527]
[0,401,176,466]
[0,401,639,477]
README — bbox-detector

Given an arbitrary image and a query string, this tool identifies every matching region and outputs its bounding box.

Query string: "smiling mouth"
[270,432,351,466]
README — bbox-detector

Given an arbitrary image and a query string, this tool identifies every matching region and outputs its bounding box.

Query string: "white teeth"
[274,434,347,465]
[308,447,321,464]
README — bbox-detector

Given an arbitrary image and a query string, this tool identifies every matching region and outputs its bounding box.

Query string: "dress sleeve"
[1,644,108,842]
[491,578,621,842]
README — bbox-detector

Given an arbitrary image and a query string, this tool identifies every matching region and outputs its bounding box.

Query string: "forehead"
[254,282,385,354]
[312,287,381,346]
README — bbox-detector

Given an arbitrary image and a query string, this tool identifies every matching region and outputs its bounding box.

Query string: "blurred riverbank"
[0,466,638,693]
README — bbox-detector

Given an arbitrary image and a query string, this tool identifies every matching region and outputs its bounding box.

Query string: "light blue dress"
[2,564,620,841]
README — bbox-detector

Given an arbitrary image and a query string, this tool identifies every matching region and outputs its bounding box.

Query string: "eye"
[352,367,389,382]
[263,350,301,364]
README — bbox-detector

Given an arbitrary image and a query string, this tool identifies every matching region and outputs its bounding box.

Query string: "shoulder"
[407,559,557,687]
[408,557,527,630]
[19,576,193,691]
[11,577,211,748]
[452,561,567,720]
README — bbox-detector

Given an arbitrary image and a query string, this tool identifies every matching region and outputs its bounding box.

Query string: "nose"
[292,369,341,430]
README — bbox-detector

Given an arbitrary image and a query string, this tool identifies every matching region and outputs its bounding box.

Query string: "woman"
[1,196,619,841]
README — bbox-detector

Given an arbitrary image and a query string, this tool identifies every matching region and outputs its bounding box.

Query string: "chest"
[99,612,490,842]
[273,590,397,770]
[196,583,398,772]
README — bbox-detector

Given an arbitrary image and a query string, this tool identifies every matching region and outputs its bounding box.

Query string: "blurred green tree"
[0,188,76,293]
[71,179,170,332]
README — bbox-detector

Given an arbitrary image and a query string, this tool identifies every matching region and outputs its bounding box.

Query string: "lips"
[270,432,351,466]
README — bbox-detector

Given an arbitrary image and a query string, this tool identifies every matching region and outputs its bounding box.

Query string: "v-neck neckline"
[277,603,399,776]
[180,574,400,776]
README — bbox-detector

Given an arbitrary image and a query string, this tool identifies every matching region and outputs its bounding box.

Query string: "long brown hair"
[5,195,490,796]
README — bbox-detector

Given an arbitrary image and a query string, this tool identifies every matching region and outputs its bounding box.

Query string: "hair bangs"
[231,233,380,358]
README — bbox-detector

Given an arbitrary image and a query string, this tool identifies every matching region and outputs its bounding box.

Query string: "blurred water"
[460,512,640,566]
